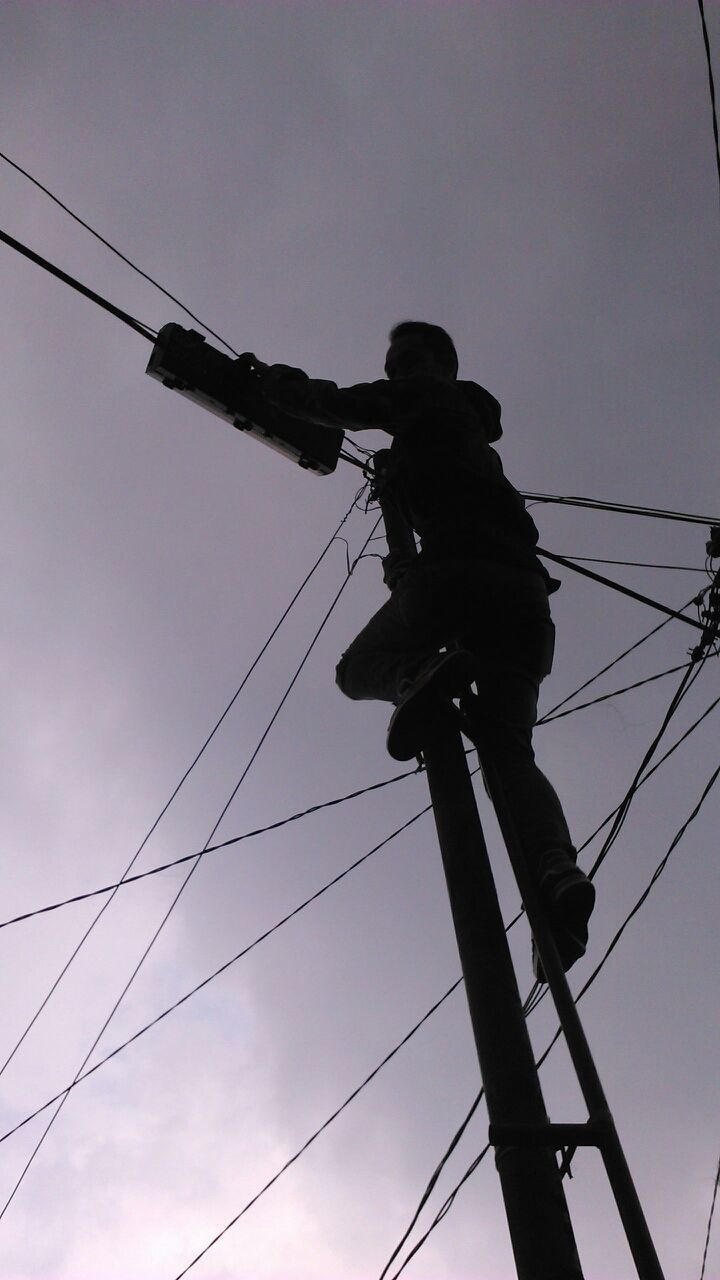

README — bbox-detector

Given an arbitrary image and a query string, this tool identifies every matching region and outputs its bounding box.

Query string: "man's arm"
[254,362,399,432]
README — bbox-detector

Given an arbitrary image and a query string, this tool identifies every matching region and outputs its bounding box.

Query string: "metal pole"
[372,459,666,1278]
[476,744,667,1280]
[422,705,585,1280]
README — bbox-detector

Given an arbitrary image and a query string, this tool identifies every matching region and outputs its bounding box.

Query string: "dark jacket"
[260,364,553,586]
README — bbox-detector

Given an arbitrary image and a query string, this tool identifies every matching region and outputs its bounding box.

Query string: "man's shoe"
[386,650,477,761]
[532,922,589,983]
[537,850,595,936]
[531,850,595,982]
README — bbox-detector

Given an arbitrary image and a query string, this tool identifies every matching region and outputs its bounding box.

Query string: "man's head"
[385,320,459,381]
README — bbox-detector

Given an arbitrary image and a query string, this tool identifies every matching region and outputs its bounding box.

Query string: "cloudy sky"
[2,3,719,1278]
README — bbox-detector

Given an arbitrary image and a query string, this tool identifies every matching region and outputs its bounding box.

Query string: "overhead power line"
[697,0,720,215]
[9,641,710,936]
[0,492,365,1079]
[540,593,698,720]
[0,765,422,932]
[5,584,714,1145]
[552,555,704,572]
[539,548,706,632]
[0,227,156,341]
[586,658,707,881]
[700,1152,720,1280]
[537,660,697,724]
[0,802,436,1150]
[0,514,381,1221]
[172,979,464,1280]
[4,688,715,1236]
[522,490,720,527]
[4,614,715,1142]
[0,149,240,354]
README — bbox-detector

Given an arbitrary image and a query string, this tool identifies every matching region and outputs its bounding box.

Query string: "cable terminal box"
[146,323,344,475]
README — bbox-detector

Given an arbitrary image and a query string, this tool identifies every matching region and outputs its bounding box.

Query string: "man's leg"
[468,662,574,876]
[465,654,594,975]
[335,588,437,703]
[337,556,545,705]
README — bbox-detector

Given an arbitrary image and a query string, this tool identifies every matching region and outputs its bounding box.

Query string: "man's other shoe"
[386,650,477,761]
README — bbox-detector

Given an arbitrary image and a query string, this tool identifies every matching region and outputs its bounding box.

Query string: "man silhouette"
[251,321,594,977]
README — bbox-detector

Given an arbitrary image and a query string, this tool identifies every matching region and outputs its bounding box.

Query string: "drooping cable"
[538,659,697,725]
[574,691,720,859]
[700,1152,720,1280]
[377,1089,485,1280]
[539,548,705,632]
[540,589,703,720]
[696,0,720,215]
[7,700,716,1266]
[586,657,709,881]
[6,620,715,946]
[0,149,239,355]
[521,491,720,527]
[384,1141,492,1280]
[0,227,156,341]
[379,987,557,1280]
[0,491,364,1078]
[0,515,381,1220]
[5,568,716,1237]
[0,765,422,933]
[552,555,704,573]
[6,683,715,1149]
[0,802,436,1151]
[171,979,463,1280]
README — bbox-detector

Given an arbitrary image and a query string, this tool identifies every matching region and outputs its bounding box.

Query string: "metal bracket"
[146,323,344,475]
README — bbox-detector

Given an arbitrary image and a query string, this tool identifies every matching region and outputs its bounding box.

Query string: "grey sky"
[2,2,719,1277]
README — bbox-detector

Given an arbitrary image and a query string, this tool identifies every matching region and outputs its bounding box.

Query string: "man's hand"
[235,352,269,377]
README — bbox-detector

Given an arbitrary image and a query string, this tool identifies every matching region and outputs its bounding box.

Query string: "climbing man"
[246,321,594,978]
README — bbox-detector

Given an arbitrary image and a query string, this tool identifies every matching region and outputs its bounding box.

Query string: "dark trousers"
[336,556,574,874]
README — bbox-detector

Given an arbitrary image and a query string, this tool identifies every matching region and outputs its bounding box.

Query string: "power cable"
[377,1088,485,1280]
[586,657,708,881]
[0,227,156,341]
[0,766,422,933]
[700,1152,720,1280]
[540,589,704,720]
[0,804,436,1149]
[574,691,720,860]
[697,0,720,215]
[171,703,720,1278]
[0,515,381,1221]
[5,599,713,947]
[8,645,706,936]
[0,491,364,1078]
[521,491,720,527]
[384,1141,492,1280]
[4,680,716,1148]
[539,548,705,632]
[552,555,704,572]
[4,532,713,1234]
[538,659,697,725]
[0,150,239,355]
[171,979,463,1280]
[5,694,715,1255]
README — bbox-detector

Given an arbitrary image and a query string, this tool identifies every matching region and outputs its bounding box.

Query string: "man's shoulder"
[456,380,502,440]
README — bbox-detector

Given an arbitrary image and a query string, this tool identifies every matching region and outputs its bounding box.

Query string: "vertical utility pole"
[423,709,584,1279]
[373,454,666,1279]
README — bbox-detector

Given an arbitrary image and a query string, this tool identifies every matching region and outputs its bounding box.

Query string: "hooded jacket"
[260,364,554,586]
